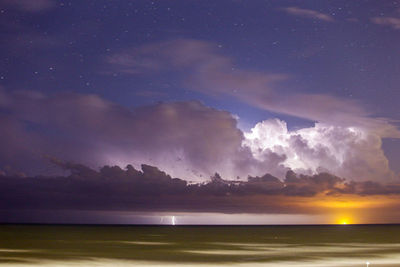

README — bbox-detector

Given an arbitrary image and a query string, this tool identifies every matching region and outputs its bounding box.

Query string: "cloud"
[2,88,396,182]
[0,0,55,12]
[0,162,400,217]
[371,17,400,30]
[1,88,399,217]
[3,36,397,184]
[243,119,395,182]
[106,39,399,139]
[0,89,287,180]
[281,7,334,22]
[104,39,400,182]
[105,39,223,74]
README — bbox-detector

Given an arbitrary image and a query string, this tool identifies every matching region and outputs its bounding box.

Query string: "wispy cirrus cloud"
[371,16,400,30]
[281,6,334,22]
[0,0,55,12]
[106,39,398,136]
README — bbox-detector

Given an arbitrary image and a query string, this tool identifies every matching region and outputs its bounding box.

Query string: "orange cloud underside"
[251,194,400,224]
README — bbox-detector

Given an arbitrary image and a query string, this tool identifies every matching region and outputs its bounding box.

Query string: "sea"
[1,224,400,266]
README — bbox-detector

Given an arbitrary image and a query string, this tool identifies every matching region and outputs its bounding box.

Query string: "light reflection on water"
[2,257,400,267]
[1,225,400,266]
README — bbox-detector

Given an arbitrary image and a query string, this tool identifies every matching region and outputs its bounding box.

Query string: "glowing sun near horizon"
[337,218,352,225]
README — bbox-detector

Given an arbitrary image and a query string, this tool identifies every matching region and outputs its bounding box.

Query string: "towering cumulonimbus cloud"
[243,119,395,181]
[104,38,400,182]
[0,89,287,179]
[2,35,400,181]
[0,87,397,182]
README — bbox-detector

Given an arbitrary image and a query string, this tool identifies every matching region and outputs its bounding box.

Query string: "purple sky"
[0,0,400,224]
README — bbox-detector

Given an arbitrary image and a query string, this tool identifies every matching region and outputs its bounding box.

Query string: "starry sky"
[1,0,400,224]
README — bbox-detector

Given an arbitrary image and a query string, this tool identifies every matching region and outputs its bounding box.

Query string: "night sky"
[1,0,400,224]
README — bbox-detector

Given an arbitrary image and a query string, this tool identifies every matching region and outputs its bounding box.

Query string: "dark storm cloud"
[0,89,286,179]
[1,161,399,215]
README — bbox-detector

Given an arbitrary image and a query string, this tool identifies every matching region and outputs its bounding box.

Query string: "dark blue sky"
[0,0,400,177]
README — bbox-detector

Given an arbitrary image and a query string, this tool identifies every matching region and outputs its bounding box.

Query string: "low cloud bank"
[1,161,400,214]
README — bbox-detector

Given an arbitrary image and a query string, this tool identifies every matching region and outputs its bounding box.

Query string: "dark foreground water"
[1,224,400,266]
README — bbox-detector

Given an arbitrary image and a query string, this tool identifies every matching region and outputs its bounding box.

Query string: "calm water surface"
[1,224,400,266]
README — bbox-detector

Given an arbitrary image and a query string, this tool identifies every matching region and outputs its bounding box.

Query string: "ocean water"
[1,224,400,266]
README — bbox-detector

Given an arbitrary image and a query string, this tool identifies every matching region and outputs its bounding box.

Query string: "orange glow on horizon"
[337,217,352,225]
[306,195,400,210]
[252,194,400,224]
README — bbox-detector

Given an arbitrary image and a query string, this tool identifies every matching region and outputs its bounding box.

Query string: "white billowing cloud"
[243,119,395,182]
[281,7,334,22]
